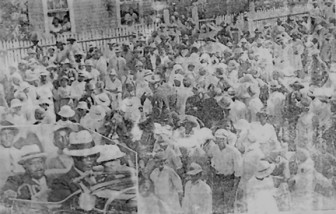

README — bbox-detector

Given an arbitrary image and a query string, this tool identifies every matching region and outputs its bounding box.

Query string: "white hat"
[10,99,22,108]
[63,130,101,157]
[89,105,106,121]
[109,69,117,76]
[214,129,229,139]
[97,145,126,163]
[39,98,53,106]
[77,101,89,111]
[186,162,203,175]
[18,144,47,165]
[25,70,39,82]
[58,105,75,118]
[255,160,275,179]
[95,93,111,107]
[85,60,94,66]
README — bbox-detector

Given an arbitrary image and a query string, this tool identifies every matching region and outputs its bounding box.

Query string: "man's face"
[0,129,16,148]
[215,137,227,150]
[54,130,69,150]
[109,74,117,81]
[24,158,46,179]
[85,65,92,72]
[73,154,99,172]
[140,180,151,197]
[40,75,47,83]
[259,115,267,125]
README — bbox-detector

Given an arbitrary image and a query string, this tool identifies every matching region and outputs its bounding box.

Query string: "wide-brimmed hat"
[289,80,304,90]
[95,93,111,107]
[144,73,161,84]
[186,162,203,175]
[0,120,19,135]
[255,160,275,179]
[25,71,39,82]
[218,96,233,110]
[89,105,106,121]
[58,105,75,118]
[18,144,47,165]
[97,145,126,163]
[76,101,89,111]
[214,129,229,139]
[39,98,53,106]
[64,130,101,157]
[10,99,23,108]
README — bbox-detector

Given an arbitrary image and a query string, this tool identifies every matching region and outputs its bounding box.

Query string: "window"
[47,0,71,36]
[120,0,140,25]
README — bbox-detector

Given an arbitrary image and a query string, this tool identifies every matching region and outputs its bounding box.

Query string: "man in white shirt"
[182,163,212,214]
[150,152,183,214]
[105,69,122,110]
[211,129,242,214]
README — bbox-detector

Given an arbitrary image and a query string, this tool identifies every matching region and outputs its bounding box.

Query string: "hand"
[3,190,17,199]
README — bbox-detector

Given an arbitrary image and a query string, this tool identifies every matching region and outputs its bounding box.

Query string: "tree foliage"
[0,0,33,41]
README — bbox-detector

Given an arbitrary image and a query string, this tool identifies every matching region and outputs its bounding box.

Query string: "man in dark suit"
[48,130,101,209]
[1,144,50,202]
[30,35,43,60]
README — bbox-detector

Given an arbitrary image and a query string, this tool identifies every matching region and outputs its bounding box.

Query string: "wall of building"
[72,0,118,33]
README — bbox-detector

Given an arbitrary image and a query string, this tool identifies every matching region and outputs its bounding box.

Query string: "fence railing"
[2,4,310,66]
[1,24,156,65]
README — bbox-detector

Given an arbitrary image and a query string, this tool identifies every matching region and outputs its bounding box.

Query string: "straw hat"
[39,98,53,106]
[25,71,39,82]
[85,60,94,67]
[214,129,229,139]
[89,105,106,121]
[97,145,126,163]
[218,96,233,110]
[63,130,101,157]
[186,162,203,175]
[18,144,47,165]
[95,93,111,107]
[10,99,23,108]
[58,105,75,118]
[255,160,275,179]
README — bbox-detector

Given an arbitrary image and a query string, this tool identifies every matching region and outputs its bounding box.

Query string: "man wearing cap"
[182,163,212,214]
[150,152,183,214]
[1,144,51,202]
[211,129,242,214]
[48,130,101,205]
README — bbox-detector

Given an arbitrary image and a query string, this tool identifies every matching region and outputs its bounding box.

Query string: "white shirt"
[211,144,243,177]
[182,180,212,214]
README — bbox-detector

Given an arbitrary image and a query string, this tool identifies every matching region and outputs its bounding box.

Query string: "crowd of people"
[0,0,336,213]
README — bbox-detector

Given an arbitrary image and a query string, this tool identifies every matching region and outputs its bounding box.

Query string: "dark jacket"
[1,173,53,200]
[48,167,81,203]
